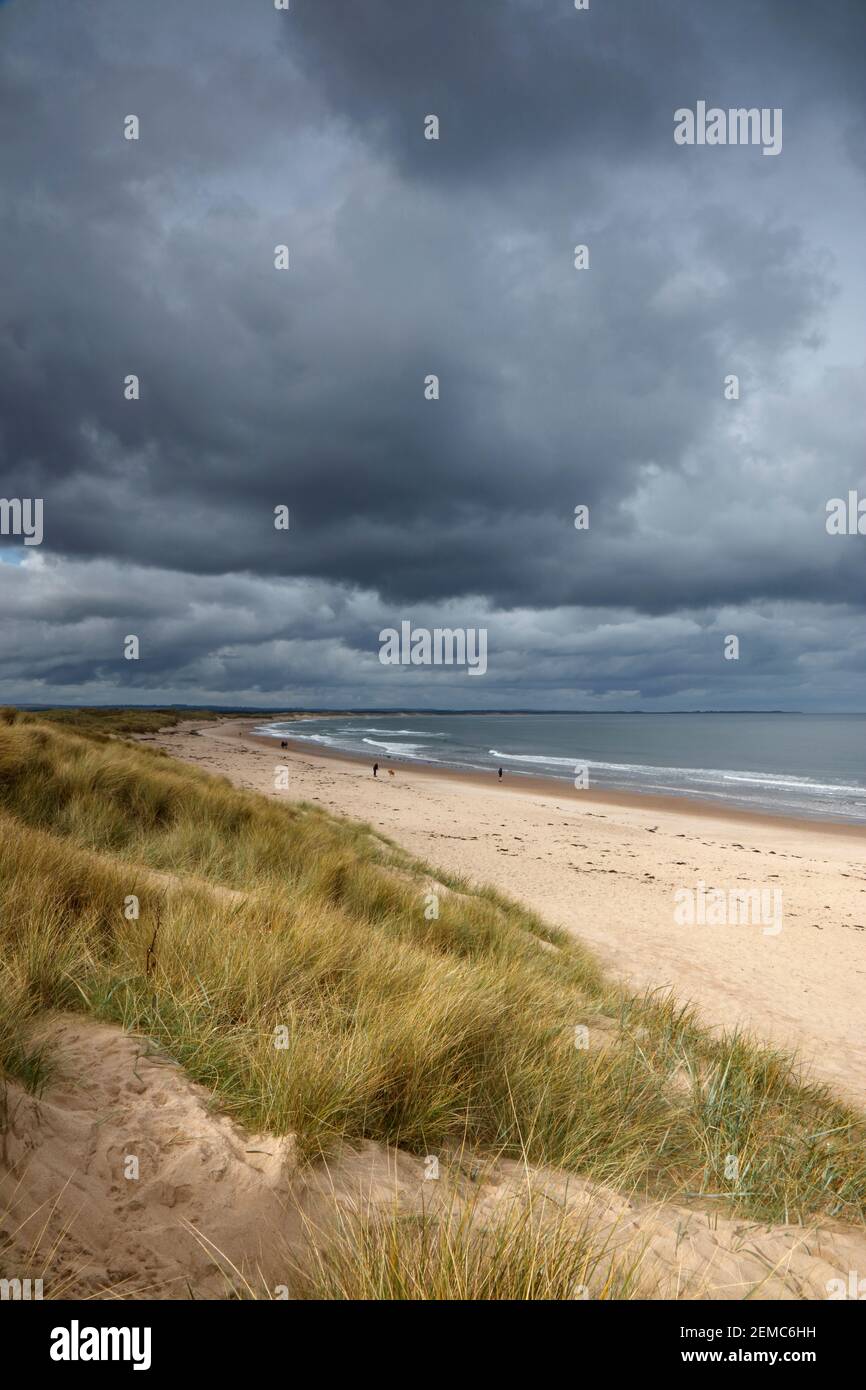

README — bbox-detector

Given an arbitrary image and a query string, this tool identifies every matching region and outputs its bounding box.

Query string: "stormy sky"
[1,0,865,710]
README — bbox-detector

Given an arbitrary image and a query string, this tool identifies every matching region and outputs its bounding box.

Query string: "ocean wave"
[489,749,580,769]
[354,727,446,737]
[362,738,427,757]
[488,750,865,797]
[284,732,342,746]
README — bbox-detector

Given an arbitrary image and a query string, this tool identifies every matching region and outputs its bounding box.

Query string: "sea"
[255,712,866,824]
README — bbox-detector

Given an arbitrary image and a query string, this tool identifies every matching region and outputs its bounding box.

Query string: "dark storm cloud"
[288,0,700,186]
[4,555,866,712]
[1,0,865,706]
[289,0,866,181]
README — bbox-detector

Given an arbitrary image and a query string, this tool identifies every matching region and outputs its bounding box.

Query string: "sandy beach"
[146,718,866,1107]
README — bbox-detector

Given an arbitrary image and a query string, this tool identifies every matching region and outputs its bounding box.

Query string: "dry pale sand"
[6,1013,866,1300]
[148,718,866,1107]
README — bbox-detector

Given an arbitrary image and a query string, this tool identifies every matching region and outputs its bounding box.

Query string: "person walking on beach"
[498,767,503,780]
[373,762,379,778]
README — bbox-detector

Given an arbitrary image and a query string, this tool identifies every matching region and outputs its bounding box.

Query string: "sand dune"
[5,716,864,1302]
[5,1014,866,1300]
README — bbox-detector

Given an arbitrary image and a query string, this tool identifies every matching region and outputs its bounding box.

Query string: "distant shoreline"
[23,703,866,715]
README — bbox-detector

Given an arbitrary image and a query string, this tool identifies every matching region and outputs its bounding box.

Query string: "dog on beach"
[388,768,395,777]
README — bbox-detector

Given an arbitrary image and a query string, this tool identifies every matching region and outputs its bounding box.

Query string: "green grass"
[0,714,864,1235]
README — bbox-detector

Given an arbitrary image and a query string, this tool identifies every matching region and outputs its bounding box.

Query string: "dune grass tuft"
[291,1190,646,1301]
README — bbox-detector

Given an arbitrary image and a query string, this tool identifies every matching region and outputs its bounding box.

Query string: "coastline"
[144,717,866,1104]
[247,726,866,840]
